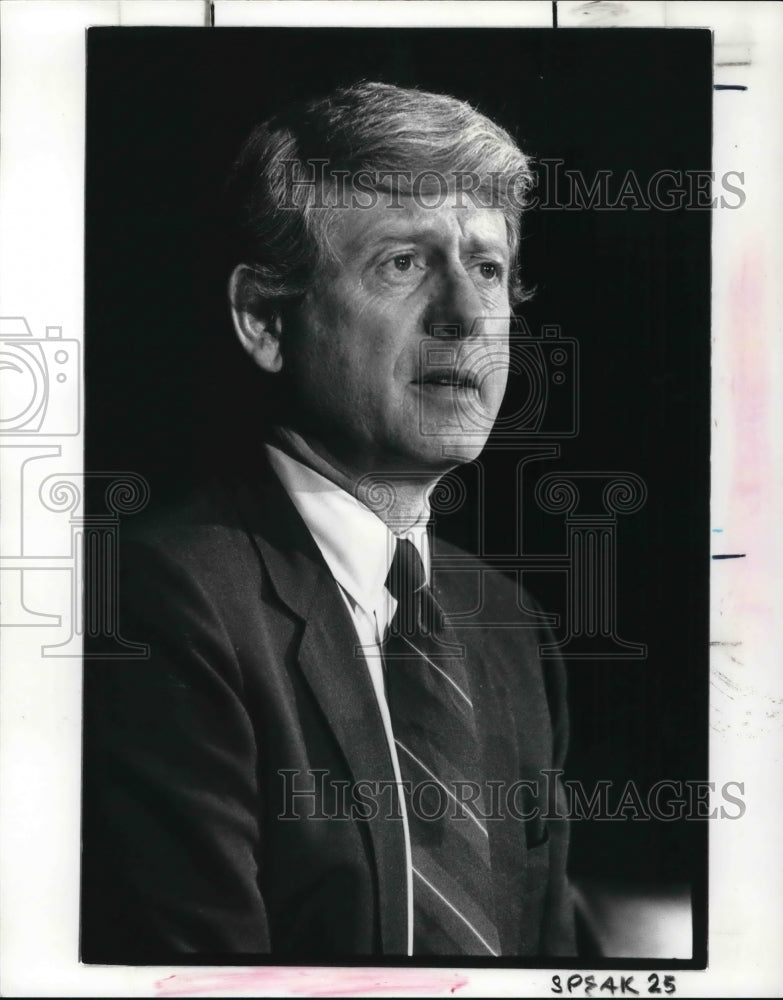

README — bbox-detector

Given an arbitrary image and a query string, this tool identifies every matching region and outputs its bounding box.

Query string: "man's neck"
[269,427,438,533]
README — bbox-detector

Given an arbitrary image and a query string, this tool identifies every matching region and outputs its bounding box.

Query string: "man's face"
[280,191,512,478]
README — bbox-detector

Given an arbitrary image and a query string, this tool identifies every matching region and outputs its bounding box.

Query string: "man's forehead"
[328,193,510,257]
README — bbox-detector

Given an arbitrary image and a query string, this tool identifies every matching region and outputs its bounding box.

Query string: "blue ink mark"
[712,528,723,533]
[714,85,748,91]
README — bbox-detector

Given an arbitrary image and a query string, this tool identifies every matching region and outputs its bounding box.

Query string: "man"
[81,81,576,961]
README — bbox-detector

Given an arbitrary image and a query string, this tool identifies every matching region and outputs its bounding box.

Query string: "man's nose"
[423,264,484,340]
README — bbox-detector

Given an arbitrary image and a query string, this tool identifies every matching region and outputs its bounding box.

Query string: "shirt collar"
[265,444,430,628]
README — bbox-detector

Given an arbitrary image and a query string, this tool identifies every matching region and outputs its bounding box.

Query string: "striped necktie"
[383,538,501,957]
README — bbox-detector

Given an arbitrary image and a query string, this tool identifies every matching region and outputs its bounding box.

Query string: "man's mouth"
[416,369,480,391]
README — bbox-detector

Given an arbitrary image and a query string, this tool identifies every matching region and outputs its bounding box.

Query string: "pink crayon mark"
[727,243,772,621]
[154,967,470,998]
[729,248,773,515]
[729,245,768,500]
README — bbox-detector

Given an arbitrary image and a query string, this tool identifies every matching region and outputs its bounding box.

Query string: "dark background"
[86,27,710,958]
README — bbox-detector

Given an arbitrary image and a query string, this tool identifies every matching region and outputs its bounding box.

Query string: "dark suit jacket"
[81,462,576,962]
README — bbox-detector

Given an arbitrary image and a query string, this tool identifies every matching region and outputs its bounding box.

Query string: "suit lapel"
[297,598,408,953]
[232,462,408,954]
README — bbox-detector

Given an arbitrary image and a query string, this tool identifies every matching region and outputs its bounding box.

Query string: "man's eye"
[478,261,500,281]
[378,253,422,281]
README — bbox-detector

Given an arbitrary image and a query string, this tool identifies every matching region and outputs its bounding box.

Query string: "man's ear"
[228,264,284,374]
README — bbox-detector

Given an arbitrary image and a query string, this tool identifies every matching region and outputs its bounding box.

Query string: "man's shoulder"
[118,466,324,619]
[112,473,305,646]
[121,468,300,594]
[431,535,566,727]
[126,478,250,563]
[431,535,529,617]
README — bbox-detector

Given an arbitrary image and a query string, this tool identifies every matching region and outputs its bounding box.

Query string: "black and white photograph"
[1,2,781,996]
[81,25,710,966]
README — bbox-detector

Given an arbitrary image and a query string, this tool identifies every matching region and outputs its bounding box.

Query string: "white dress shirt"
[266,443,431,956]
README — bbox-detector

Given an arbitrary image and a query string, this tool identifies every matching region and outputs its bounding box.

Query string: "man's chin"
[403,434,490,471]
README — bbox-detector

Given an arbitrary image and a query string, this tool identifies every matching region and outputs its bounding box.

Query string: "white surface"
[1,1,782,996]
[214,1,553,28]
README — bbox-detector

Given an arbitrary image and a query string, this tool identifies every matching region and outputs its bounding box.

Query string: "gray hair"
[225,81,534,306]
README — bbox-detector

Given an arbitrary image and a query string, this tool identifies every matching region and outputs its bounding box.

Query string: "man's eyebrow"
[462,235,510,260]
[358,229,439,253]
[356,229,510,259]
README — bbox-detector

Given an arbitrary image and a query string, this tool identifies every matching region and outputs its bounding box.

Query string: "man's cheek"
[475,343,509,396]
[489,366,510,417]
[496,359,510,399]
